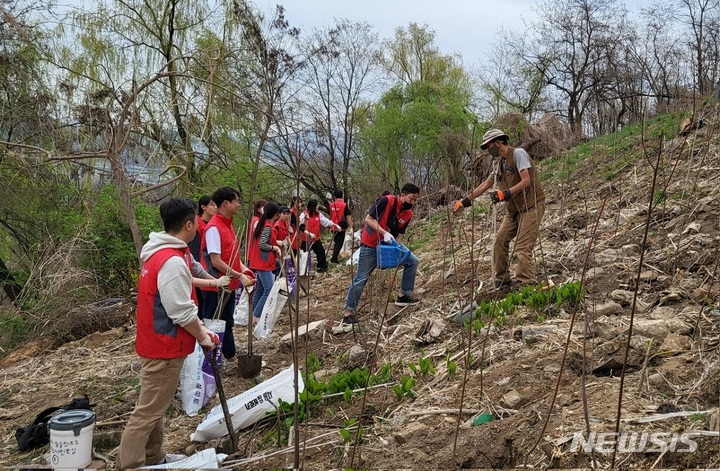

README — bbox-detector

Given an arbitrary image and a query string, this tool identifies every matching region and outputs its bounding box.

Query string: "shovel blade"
[238,354,262,378]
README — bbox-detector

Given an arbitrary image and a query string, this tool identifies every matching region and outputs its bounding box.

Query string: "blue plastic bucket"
[376,242,411,269]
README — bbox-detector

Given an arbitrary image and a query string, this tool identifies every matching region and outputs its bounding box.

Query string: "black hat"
[278,205,290,213]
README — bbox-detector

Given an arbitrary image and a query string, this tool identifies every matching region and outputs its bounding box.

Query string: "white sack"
[140,448,226,469]
[253,276,289,339]
[190,365,304,442]
[179,319,225,416]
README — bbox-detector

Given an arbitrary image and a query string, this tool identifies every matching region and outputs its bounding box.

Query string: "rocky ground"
[1,108,720,470]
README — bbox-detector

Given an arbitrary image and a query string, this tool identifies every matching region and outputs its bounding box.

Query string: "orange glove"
[490,189,512,204]
[453,198,472,212]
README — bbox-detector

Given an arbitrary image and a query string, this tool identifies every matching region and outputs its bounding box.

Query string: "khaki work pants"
[493,202,545,285]
[116,356,185,470]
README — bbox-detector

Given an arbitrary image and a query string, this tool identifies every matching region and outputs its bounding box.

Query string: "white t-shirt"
[204,226,221,254]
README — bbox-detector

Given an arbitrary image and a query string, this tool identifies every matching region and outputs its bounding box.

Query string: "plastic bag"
[140,448,226,469]
[190,365,304,441]
[233,288,250,326]
[297,250,311,276]
[253,277,289,339]
[179,319,225,416]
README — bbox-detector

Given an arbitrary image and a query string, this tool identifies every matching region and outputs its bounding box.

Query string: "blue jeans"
[252,270,275,318]
[344,245,419,312]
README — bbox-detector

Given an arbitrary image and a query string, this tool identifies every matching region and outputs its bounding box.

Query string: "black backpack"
[15,395,95,452]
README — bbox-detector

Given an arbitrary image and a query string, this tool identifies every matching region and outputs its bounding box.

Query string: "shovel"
[204,345,237,452]
[238,287,262,378]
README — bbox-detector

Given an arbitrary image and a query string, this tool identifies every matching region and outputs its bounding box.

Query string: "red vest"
[136,247,197,359]
[246,215,260,266]
[201,212,241,291]
[301,211,321,242]
[329,199,347,230]
[274,218,289,242]
[360,195,413,248]
[290,208,300,249]
[249,221,277,271]
[196,216,208,241]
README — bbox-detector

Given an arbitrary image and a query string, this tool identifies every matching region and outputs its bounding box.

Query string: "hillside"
[1,107,720,470]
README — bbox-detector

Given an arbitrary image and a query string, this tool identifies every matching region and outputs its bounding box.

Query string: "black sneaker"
[341,314,359,325]
[317,266,328,273]
[394,295,419,306]
[330,258,339,264]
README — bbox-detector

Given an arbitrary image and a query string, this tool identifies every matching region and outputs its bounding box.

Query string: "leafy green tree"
[360,24,474,191]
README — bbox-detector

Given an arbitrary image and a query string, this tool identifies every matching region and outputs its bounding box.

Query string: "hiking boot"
[494,279,516,290]
[156,453,187,465]
[341,314,359,325]
[394,294,420,306]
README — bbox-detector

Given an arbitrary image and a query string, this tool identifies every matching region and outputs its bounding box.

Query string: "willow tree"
[359,23,474,192]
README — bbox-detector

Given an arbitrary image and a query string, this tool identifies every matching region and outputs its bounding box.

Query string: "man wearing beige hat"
[453,128,545,289]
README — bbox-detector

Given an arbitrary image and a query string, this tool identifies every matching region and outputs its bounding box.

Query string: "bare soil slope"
[1,108,720,470]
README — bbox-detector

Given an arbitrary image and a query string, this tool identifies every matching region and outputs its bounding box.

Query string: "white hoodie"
[141,232,210,327]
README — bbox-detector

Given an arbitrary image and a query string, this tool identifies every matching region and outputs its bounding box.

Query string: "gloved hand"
[214,275,231,288]
[383,231,395,244]
[490,189,512,204]
[453,198,472,212]
[240,270,256,287]
[198,328,220,349]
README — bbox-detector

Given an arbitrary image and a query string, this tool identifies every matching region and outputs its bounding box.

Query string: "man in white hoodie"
[117,197,229,470]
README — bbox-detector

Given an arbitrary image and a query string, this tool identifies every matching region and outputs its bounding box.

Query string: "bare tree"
[296,19,381,205]
[678,0,720,94]
[521,0,631,137]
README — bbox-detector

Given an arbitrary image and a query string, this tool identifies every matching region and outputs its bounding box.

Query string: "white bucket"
[49,409,95,469]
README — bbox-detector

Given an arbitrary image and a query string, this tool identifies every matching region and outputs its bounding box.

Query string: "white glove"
[214,275,231,288]
[383,232,395,244]
[198,329,220,349]
[306,231,316,239]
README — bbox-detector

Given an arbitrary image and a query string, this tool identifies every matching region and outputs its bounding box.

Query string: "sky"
[56,0,652,68]
[274,0,537,67]
[272,0,651,69]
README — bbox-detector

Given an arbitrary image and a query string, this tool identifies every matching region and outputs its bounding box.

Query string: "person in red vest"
[273,206,292,277]
[117,197,223,470]
[200,187,254,363]
[341,183,421,325]
[289,196,302,255]
[300,199,340,273]
[245,199,267,266]
[188,195,216,263]
[188,195,217,315]
[329,189,353,264]
[274,205,292,247]
[249,202,282,321]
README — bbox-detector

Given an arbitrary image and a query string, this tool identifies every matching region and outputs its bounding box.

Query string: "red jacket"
[360,195,413,248]
[249,221,277,271]
[201,212,241,291]
[136,247,197,359]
